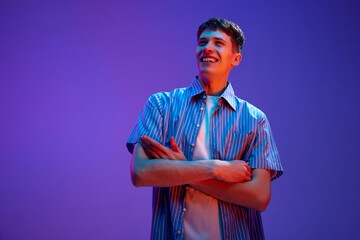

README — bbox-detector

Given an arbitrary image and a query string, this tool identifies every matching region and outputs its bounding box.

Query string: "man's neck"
[198,74,228,96]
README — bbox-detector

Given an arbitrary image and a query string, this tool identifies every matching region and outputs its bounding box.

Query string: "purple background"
[1,0,360,239]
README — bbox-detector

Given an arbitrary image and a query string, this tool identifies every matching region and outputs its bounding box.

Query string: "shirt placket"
[171,94,207,240]
[186,94,207,160]
[209,99,223,159]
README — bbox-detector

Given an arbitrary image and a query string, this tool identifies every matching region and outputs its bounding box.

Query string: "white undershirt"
[183,96,221,240]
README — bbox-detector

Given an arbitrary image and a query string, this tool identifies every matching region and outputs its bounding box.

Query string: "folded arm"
[131,143,215,187]
[131,135,272,212]
[190,168,271,212]
[130,136,251,187]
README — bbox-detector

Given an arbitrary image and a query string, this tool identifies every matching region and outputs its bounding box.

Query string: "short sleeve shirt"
[127,77,283,240]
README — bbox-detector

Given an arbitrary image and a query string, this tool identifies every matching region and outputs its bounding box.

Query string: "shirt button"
[191,143,195,148]
[196,124,200,128]
[203,95,206,99]
[183,207,186,212]
[177,230,182,235]
[200,107,204,111]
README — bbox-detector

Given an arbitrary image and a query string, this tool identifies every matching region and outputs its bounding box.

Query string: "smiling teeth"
[202,57,217,62]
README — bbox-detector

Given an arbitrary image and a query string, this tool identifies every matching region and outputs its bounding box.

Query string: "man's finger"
[141,140,163,159]
[245,162,251,172]
[142,135,170,154]
[142,139,170,159]
[141,141,161,159]
[140,135,183,160]
[142,144,160,159]
[141,136,165,155]
[141,138,158,151]
[170,137,181,152]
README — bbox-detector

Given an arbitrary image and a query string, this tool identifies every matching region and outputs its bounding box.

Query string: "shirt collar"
[189,76,237,111]
[189,76,206,98]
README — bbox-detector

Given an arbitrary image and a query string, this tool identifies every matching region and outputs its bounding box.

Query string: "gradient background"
[1,0,360,239]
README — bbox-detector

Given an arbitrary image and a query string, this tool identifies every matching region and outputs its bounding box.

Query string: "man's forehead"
[198,29,230,40]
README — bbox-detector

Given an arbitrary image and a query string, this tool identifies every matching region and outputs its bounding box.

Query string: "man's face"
[196,29,241,78]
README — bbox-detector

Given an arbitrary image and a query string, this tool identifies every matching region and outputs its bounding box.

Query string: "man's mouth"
[201,56,218,63]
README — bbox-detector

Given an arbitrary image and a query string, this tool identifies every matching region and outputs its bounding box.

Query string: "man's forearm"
[131,144,216,187]
[131,142,251,187]
[189,169,271,212]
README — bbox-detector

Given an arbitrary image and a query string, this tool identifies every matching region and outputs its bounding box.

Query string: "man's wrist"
[209,159,222,180]
[191,159,219,180]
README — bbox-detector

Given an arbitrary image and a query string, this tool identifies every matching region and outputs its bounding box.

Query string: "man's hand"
[140,135,186,160]
[212,160,251,183]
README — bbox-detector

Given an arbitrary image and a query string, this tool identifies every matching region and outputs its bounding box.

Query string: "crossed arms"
[131,135,271,212]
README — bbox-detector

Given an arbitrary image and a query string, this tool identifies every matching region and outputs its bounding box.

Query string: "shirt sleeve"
[126,94,164,154]
[248,115,283,180]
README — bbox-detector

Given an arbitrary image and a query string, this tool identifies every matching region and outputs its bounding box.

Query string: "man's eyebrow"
[198,37,226,41]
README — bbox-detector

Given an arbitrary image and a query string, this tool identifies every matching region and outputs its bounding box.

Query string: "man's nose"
[203,44,214,54]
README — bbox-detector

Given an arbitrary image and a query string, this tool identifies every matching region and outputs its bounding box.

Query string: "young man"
[127,18,283,240]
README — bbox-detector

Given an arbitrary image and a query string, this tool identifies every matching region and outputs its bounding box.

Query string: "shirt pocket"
[224,132,253,161]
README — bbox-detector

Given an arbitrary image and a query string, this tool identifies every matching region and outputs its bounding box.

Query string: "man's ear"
[232,53,242,66]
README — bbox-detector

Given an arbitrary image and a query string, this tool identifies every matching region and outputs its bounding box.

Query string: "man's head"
[197,18,245,54]
[196,18,244,81]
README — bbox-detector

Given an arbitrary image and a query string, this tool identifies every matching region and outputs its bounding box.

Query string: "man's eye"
[216,41,224,46]
[198,41,207,46]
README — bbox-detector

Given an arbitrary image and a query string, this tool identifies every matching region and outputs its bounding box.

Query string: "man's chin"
[199,66,218,74]
[199,71,216,79]
[198,68,219,78]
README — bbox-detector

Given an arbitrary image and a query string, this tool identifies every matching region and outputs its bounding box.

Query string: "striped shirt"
[127,77,283,240]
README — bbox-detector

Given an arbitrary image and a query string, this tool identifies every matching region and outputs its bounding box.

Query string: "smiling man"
[127,18,283,240]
